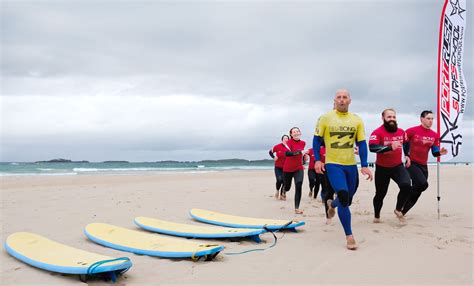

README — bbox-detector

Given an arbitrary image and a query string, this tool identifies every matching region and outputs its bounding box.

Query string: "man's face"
[383,110,397,125]
[383,110,398,132]
[421,113,434,128]
[334,91,351,112]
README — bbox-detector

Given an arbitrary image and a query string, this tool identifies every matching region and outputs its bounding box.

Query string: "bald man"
[313,89,373,250]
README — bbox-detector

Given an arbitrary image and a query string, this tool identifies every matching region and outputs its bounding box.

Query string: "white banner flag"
[437,0,468,162]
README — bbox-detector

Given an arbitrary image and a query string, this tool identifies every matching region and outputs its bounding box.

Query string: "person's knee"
[420,182,428,192]
[400,182,411,192]
[414,182,428,193]
[337,191,350,207]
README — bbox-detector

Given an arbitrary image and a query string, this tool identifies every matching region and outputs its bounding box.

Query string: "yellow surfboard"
[84,223,224,260]
[4,232,132,281]
[189,209,305,231]
[134,216,265,242]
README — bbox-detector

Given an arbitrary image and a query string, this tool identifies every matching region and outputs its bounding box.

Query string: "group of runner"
[268,89,447,250]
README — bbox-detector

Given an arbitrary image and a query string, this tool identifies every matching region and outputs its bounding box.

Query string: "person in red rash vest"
[369,108,411,223]
[268,134,290,199]
[282,127,306,214]
[401,110,447,216]
[307,146,326,199]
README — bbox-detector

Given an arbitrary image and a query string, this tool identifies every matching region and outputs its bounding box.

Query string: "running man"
[313,89,373,250]
[369,108,411,223]
[269,135,290,199]
[283,127,306,214]
[400,110,447,217]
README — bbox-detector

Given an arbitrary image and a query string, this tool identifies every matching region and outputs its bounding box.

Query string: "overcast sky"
[1,0,473,162]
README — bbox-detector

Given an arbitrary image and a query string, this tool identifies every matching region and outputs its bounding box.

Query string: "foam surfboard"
[4,232,132,282]
[84,223,224,260]
[134,216,265,242]
[189,209,305,232]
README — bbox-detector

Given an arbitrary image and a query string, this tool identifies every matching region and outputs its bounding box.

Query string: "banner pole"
[437,161,440,220]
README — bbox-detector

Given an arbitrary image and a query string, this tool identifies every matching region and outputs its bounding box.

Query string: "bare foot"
[373,218,382,223]
[346,235,358,250]
[325,218,332,225]
[295,209,304,214]
[308,191,313,198]
[280,193,286,201]
[326,200,335,219]
[275,190,280,199]
[394,209,406,223]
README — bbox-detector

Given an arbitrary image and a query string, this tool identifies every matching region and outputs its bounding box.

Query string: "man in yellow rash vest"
[313,89,373,250]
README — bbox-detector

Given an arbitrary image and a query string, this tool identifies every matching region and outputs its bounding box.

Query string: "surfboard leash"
[223,220,294,256]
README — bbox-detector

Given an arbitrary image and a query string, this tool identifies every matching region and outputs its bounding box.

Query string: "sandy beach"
[0,165,472,285]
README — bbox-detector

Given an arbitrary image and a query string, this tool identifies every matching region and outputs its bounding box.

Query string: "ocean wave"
[0,165,273,176]
[0,172,78,177]
[72,167,195,172]
[73,168,100,172]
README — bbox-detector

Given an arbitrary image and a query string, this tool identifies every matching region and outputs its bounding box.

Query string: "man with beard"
[401,110,447,216]
[369,109,411,223]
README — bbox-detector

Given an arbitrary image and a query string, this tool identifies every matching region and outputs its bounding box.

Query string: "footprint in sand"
[372,229,380,233]
[411,224,426,228]
[391,223,407,229]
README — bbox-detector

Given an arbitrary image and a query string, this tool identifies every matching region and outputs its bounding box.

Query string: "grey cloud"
[1,0,473,161]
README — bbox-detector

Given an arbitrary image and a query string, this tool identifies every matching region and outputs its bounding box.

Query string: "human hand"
[360,167,373,181]
[315,161,325,174]
[405,156,411,168]
[391,141,402,150]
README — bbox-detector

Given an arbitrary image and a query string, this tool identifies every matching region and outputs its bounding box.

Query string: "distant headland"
[35,158,90,163]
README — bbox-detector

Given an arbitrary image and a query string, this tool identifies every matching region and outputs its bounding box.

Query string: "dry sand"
[0,165,472,285]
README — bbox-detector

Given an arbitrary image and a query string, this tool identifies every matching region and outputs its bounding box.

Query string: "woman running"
[282,127,306,214]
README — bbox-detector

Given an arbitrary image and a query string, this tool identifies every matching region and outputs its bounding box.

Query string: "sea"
[0,160,469,176]
[0,160,275,176]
